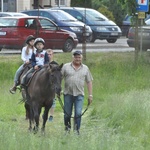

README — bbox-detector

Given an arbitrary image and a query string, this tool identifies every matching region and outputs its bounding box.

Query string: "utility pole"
[1,0,3,12]
[82,1,87,61]
[134,14,139,65]
[82,25,86,61]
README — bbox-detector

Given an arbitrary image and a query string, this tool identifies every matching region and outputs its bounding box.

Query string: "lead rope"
[57,95,90,119]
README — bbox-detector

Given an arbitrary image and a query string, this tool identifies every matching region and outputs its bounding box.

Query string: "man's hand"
[88,95,93,105]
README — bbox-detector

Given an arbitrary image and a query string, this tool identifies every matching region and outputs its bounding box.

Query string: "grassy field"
[1,52,150,150]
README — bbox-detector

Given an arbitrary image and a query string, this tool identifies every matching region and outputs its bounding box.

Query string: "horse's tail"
[18,98,25,104]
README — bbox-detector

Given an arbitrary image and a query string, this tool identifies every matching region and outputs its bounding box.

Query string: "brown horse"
[24,63,63,133]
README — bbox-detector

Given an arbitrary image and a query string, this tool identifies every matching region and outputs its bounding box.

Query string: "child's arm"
[31,53,36,68]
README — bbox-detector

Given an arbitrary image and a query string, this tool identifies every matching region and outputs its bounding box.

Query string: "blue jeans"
[64,94,84,131]
[14,64,24,84]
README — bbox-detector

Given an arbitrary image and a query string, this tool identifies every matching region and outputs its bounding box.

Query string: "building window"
[0,0,16,12]
[55,0,65,6]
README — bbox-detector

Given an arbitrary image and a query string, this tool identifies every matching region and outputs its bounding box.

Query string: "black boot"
[9,84,17,94]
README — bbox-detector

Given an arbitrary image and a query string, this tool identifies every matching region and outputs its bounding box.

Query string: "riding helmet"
[26,35,36,44]
[34,38,45,47]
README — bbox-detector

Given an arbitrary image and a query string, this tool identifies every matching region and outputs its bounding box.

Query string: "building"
[0,0,71,12]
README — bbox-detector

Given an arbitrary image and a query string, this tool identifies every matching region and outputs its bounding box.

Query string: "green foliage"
[91,0,126,27]
[91,0,102,9]
[71,0,92,8]
[97,6,115,22]
[117,0,138,15]
[106,0,126,26]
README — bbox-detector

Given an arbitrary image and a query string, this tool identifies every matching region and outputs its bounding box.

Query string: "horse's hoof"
[28,128,32,132]
[25,117,29,120]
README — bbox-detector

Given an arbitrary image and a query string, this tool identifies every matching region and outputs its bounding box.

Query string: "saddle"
[25,70,39,87]
[18,63,32,85]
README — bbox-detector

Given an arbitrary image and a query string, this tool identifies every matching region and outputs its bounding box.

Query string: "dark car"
[127,19,150,51]
[21,9,92,42]
[121,15,132,37]
[0,16,78,52]
[51,7,122,43]
[121,14,150,37]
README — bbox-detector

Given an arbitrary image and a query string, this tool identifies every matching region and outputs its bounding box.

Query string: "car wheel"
[89,34,96,43]
[0,47,2,51]
[86,33,94,43]
[62,39,74,52]
[107,39,117,43]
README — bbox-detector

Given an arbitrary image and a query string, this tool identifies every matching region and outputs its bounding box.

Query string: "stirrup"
[20,84,26,89]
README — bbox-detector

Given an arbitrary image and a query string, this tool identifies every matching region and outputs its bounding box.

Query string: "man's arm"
[87,81,93,105]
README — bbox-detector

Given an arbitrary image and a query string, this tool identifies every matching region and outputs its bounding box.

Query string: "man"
[61,50,93,135]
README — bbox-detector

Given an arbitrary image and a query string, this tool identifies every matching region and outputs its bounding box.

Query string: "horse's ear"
[59,63,63,69]
[49,64,53,69]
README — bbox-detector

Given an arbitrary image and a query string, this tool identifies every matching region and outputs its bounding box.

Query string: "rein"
[57,95,90,119]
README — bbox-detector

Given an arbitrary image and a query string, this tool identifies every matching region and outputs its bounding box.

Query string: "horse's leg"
[28,106,33,131]
[41,107,50,132]
[33,103,40,133]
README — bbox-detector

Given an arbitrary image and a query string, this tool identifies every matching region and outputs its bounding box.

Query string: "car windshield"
[0,18,17,26]
[50,11,77,21]
[79,9,108,21]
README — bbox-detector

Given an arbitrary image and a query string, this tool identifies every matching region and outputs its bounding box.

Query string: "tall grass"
[1,52,150,150]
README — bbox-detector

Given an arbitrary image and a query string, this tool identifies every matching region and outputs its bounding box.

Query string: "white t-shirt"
[21,46,36,62]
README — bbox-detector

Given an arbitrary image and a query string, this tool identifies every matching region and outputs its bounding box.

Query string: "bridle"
[57,95,90,119]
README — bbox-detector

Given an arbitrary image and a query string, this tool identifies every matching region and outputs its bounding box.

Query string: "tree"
[117,0,137,15]
[71,0,92,8]
[97,6,115,22]
[91,0,126,26]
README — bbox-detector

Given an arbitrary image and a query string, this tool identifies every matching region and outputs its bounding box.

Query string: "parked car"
[51,7,122,43]
[127,19,150,51]
[121,14,150,37]
[0,12,28,17]
[121,15,132,37]
[21,9,92,42]
[0,16,78,52]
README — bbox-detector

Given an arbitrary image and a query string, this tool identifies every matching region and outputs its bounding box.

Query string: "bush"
[97,6,115,22]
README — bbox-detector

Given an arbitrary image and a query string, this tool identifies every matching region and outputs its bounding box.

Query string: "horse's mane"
[44,63,62,72]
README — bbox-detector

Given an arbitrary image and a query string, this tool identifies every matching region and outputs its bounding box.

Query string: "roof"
[0,16,49,19]
[0,12,28,17]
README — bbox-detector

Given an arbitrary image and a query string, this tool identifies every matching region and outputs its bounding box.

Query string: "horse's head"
[48,63,63,96]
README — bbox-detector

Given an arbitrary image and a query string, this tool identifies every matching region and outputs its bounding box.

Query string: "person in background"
[61,50,93,135]
[46,49,58,122]
[9,35,36,94]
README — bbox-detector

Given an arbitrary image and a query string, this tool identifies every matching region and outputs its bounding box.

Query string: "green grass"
[1,52,150,150]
